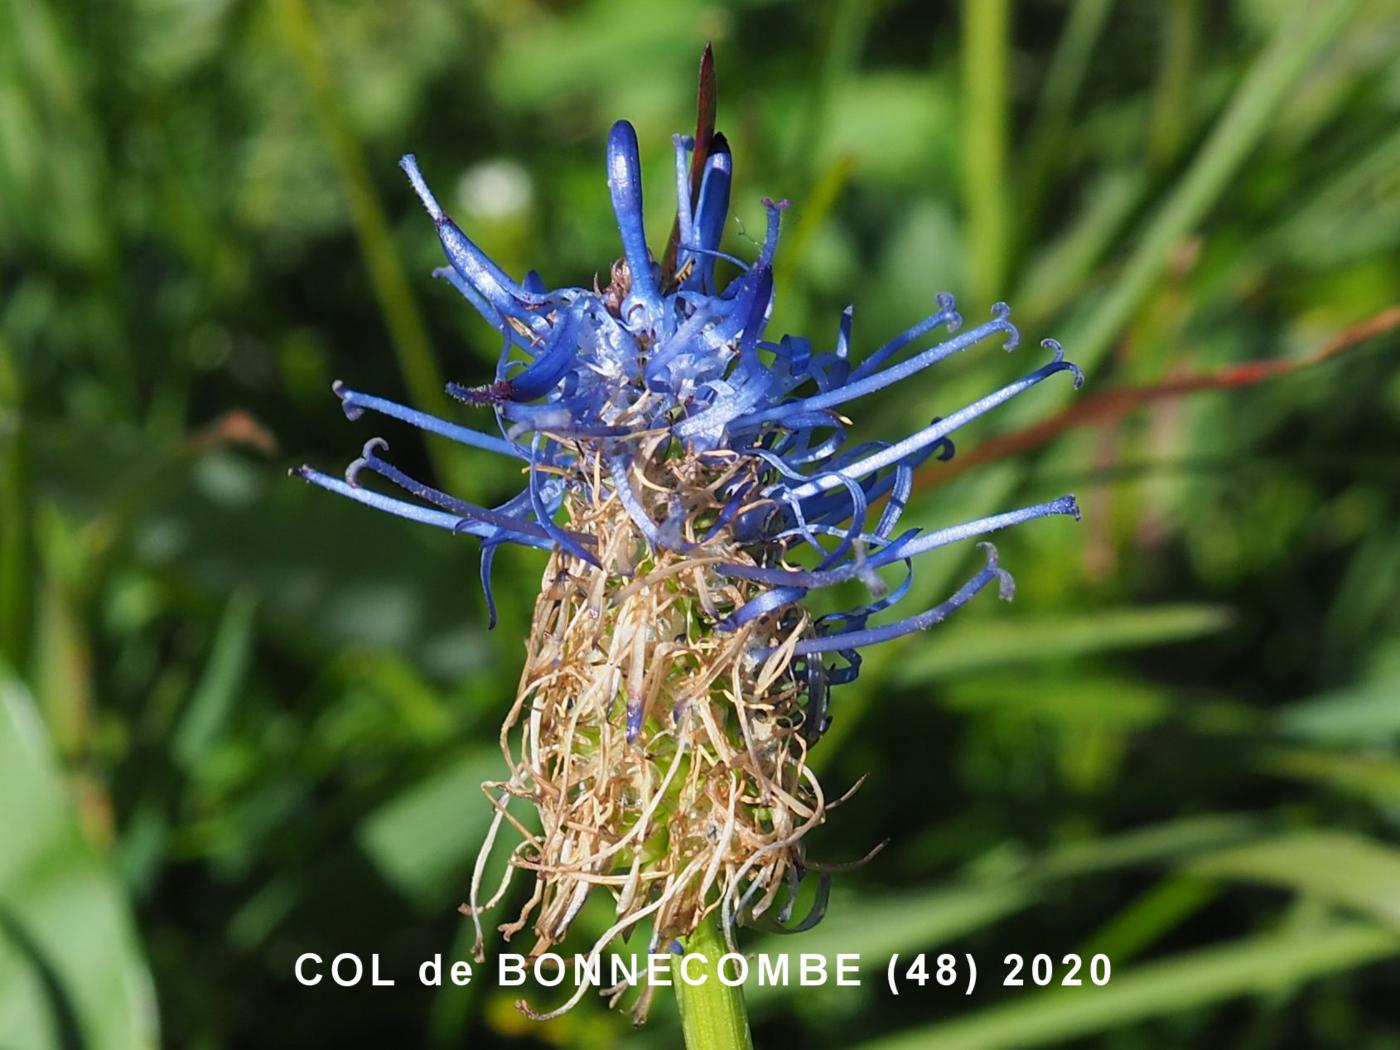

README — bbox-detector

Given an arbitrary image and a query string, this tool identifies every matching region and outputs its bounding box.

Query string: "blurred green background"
[3,0,1400,1047]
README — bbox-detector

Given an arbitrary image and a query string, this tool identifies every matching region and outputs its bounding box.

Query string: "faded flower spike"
[295,55,1080,1022]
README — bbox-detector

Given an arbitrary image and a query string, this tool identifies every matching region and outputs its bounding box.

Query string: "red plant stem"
[915,305,1400,491]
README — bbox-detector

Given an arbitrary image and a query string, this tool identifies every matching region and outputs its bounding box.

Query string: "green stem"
[961,0,1010,309]
[676,919,754,1050]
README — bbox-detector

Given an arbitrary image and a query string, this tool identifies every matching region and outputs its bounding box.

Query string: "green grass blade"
[961,0,1010,307]
[1016,0,1116,253]
[1078,876,1219,963]
[1188,831,1400,930]
[855,922,1399,1050]
[750,814,1261,1011]
[891,603,1232,682]
[1146,0,1200,167]
[171,589,258,771]
[1259,747,1400,807]
[1068,0,1366,374]
[1274,680,1400,744]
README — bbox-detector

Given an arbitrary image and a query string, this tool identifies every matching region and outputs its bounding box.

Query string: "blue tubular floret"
[606,121,661,316]
[783,340,1084,502]
[685,135,732,291]
[736,263,775,370]
[479,541,503,629]
[755,198,786,268]
[672,135,696,257]
[332,382,523,458]
[792,543,1015,655]
[345,437,588,548]
[303,115,1083,677]
[847,292,963,382]
[400,155,547,329]
[431,265,505,329]
[716,586,810,632]
[606,447,694,554]
[529,434,601,569]
[735,301,1014,428]
[295,464,550,548]
[501,311,581,402]
[716,496,1080,593]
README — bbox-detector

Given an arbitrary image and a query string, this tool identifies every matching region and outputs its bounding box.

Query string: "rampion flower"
[295,52,1080,1021]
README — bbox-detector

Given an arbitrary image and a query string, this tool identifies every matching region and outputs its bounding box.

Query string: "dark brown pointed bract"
[662,43,718,286]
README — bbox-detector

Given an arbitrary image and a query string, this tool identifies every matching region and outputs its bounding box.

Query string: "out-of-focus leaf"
[489,0,702,122]
[1258,747,1400,806]
[0,670,158,1050]
[1274,123,1400,269]
[942,673,1171,733]
[356,748,503,906]
[30,422,509,681]
[853,921,1399,1050]
[1065,0,1367,376]
[636,814,1269,1050]
[745,882,1033,1009]
[172,588,257,770]
[1275,680,1400,744]
[1032,813,1263,880]
[892,604,1232,683]
[821,73,955,185]
[650,813,1264,1043]
[1187,831,1400,929]
[1078,876,1220,963]
[1016,167,1146,325]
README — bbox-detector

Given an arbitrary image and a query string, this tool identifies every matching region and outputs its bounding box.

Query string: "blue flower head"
[295,51,1080,1018]
[296,130,1082,664]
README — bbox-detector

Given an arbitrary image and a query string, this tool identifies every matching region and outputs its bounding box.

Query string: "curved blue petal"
[607,121,660,314]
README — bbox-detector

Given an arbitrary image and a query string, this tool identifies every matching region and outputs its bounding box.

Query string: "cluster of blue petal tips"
[296,108,1082,706]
